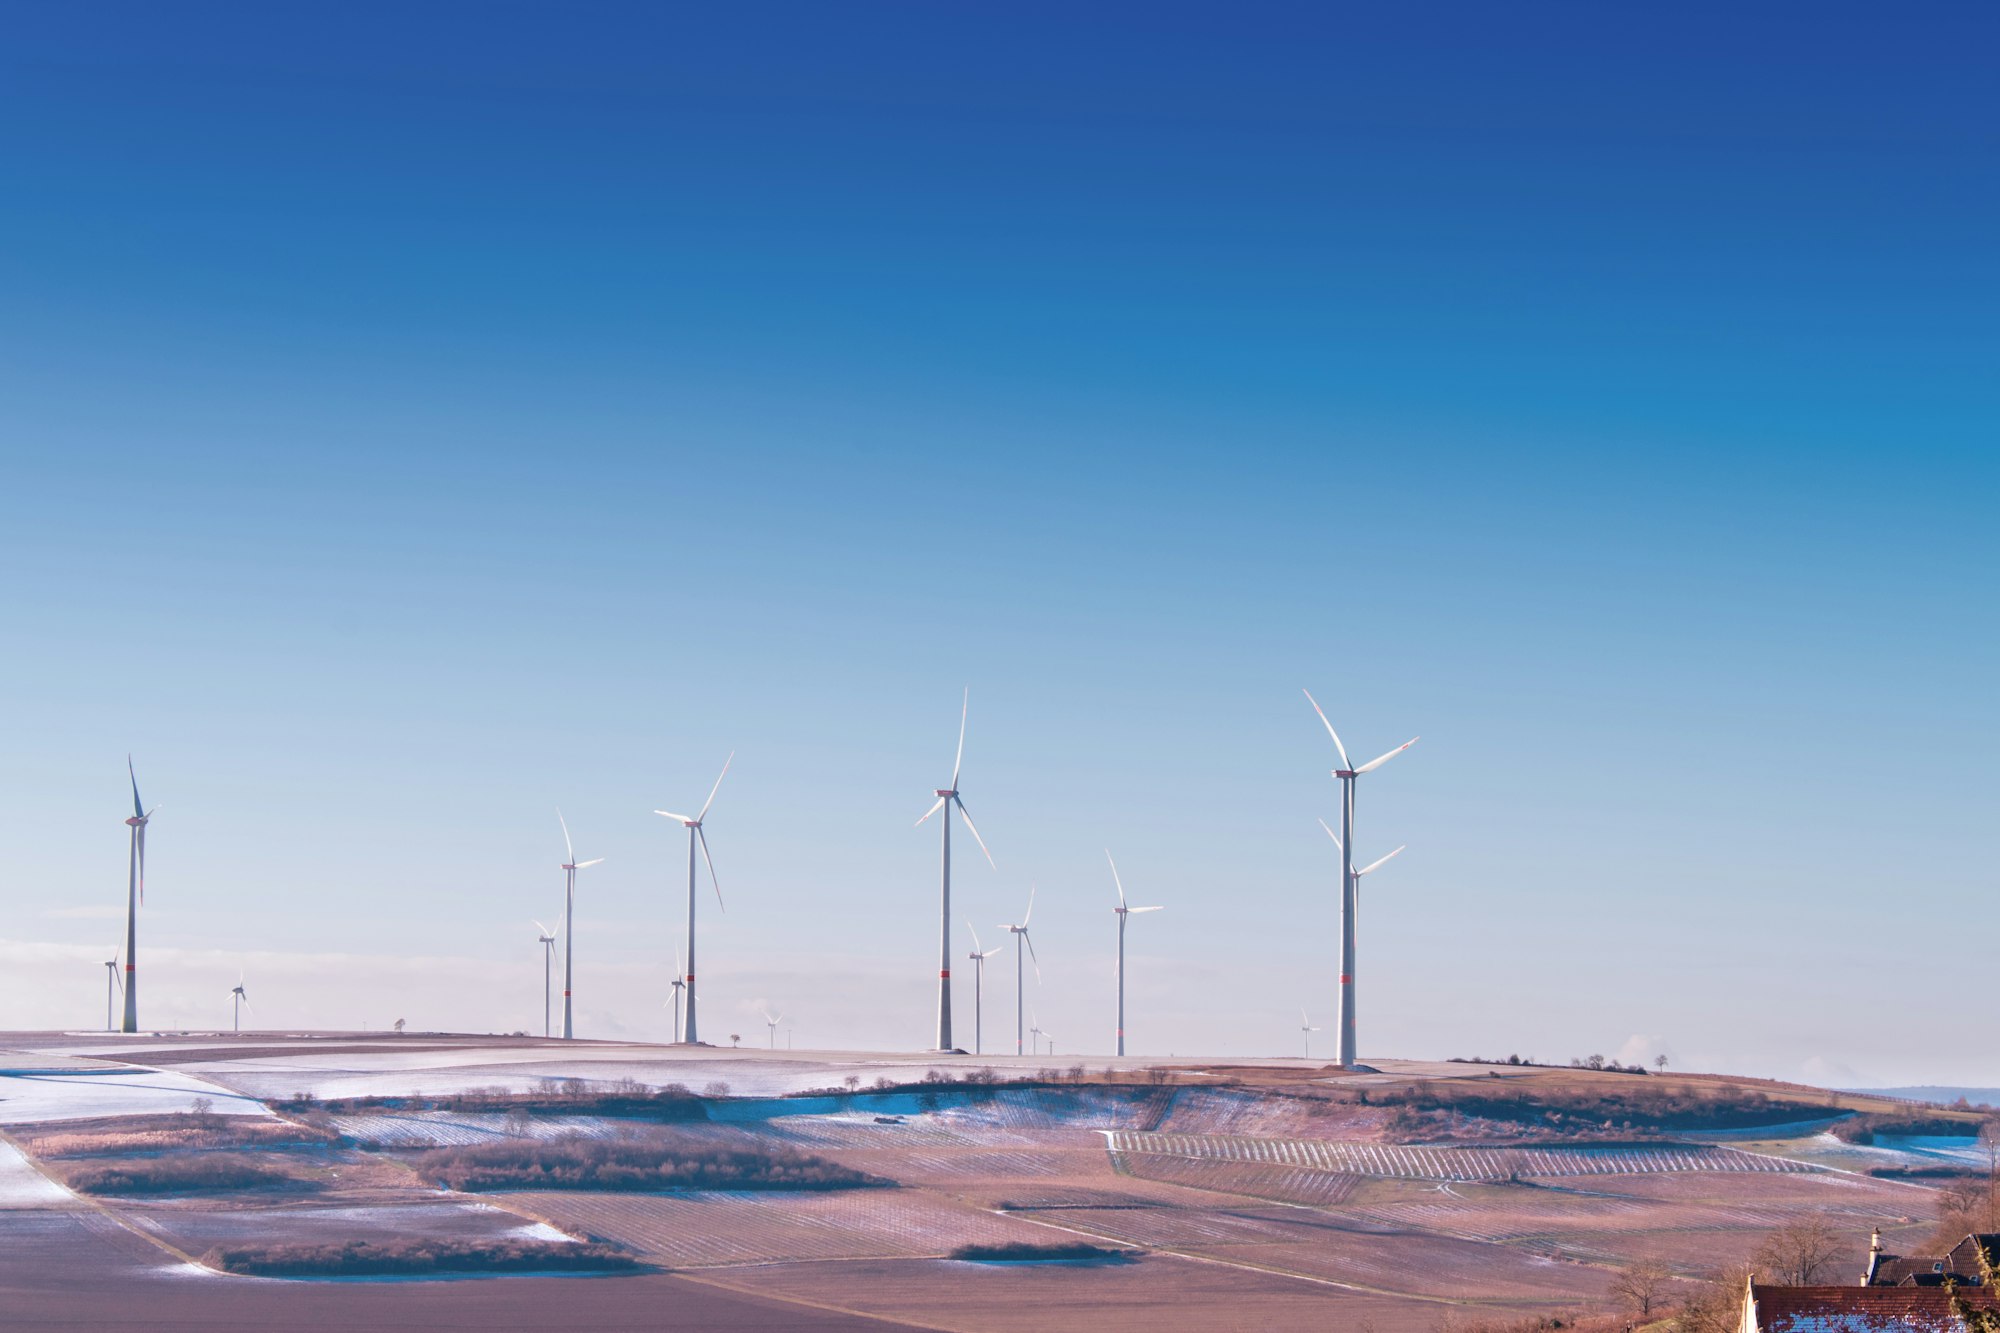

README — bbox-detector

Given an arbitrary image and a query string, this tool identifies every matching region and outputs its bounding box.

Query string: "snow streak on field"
[506,1188,1040,1267]
[0,1139,76,1210]
[326,1111,624,1148]
[1107,1132,1817,1181]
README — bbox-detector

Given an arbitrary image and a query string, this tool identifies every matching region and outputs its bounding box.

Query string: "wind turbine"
[999,887,1039,1056]
[120,757,157,1033]
[667,948,686,1043]
[1318,821,1404,932]
[1029,1010,1043,1057]
[1106,851,1163,1058]
[1303,689,1416,1070]
[1299,1009,1320,1060]
[763,1009,784,1049]
[229,976,250,1033]
[533,920,560,1039]
[655,753,732,1046]
[556,812,604,1040]
[915,689,995,1053]
[966,924,1002,1055]
[102,948,122,1032]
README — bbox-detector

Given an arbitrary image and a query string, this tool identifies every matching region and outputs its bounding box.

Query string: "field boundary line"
[673,1267,950,1331]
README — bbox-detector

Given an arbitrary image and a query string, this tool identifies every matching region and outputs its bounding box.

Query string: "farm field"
[0,1031,1967,1328]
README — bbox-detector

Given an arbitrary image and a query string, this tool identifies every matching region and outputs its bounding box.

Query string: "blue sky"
[0,4,1993,1080]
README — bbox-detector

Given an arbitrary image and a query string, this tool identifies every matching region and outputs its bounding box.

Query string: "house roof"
[1751,1283,2000,1331]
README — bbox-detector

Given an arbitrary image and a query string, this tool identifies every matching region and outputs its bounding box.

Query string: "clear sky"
[1,3,1993,1083]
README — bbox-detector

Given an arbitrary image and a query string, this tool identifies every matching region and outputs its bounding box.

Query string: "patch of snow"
[0,1139,75,1209]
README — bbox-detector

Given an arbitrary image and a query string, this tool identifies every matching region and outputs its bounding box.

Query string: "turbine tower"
[1106,851,1163,1058]
[102,948,122,1032]
[654,753,732,1046]
[966,924,1002,1055]
[533,920,560,1038]
[1303,689,1416,1070]
[915,690,994,1053]
[763,1009,784,1049]
[999,886,1038,1055]
[557,812,604,1040]
[1299,1009,1320,1060]
[229,976,250,1033]
[120,758,157,1034]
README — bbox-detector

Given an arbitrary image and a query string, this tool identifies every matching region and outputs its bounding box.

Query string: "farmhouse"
[1740,1282,2000,1332]
[1863,1230,2000,1287]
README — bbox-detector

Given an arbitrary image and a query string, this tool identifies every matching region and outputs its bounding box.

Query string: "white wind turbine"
[1303,690,1416,1070]
[1318,820,1404,934]
[229,976,250,1033]
[667,948,686,1043]
[655,753,732,1046]
[120,757,157,1033]
[102,948,122,1032]
[1106,851,1163,1058]
[533,920,560,1038]
[763,1008,784,1049]
[1299,1008,1320,1060]
[1029,1010,1043,1057]
[966,924,1003,1056]
[999,887,1039,1056]
[557,812,604,1040]
[915,690,995,1052]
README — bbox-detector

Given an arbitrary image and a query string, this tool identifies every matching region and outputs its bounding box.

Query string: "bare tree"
[1655,1054,1668,1073]
[1754,1212,1842,1285]
[1609,1258,1672,1316]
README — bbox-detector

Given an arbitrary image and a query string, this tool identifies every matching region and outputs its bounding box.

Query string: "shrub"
[203,1237,640,1277]
[419,1138,892,1193]
[949,1241,1128,1262]
[60,1154,306,1195]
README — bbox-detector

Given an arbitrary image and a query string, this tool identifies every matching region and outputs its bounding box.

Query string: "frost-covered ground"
[0,1067,268,1124]
[0,1139,75,1210]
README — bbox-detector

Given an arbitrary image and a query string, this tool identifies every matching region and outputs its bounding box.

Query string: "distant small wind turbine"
[557,811,605,1040]
[667,948,686,1043]
[533,920,560,1038]
[120,757,158,1033]
[1106,851,1163,1057]
[763,1009,784,1049]
[966,924,1002,1055]
[1317,821,1404,933]
[229,976,250,1032]
[916,690,995,1053]
[1029,1010,1043,1057]
[102,948,122,1032]
[655,753,732,1046]
[1299,1009,1320,1060]
[1303,690,1416,1070]
[999,886,1039,1055]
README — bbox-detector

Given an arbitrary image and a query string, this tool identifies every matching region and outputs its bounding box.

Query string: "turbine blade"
[1357,845,1405,877]
[951,687,968,789]
[1105,849,1126,908]
[128,755,144,820]
[1022,884,1035,928]
[697,751,734,823]
[1318,818,1342,855]
[981,947,1002,958]
[575,857,605,869]
[954,796,995,868]
[1129,905,1164,914]
[1355,737,1419,775]
[1301,690,1350,770]
[697,825,723,911]
[655,810,695,823]
[558,809,574,864]
[1024,931,1040,982]
[967,921,984,953]
[914,796,947,827]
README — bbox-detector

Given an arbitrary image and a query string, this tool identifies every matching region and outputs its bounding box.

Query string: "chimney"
[1863,1228,1883,1285]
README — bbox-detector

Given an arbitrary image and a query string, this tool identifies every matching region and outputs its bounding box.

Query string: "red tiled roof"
[1751,1283,2000,1331]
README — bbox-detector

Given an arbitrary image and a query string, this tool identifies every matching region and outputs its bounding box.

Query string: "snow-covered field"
[0,1139,76,1209]
[0,1067,268,1125]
